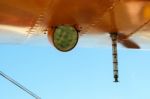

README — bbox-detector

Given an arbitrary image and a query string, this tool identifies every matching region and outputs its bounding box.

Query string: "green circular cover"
[53,25,78,52]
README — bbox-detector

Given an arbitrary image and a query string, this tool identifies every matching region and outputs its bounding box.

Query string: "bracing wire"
[0,71,41,99]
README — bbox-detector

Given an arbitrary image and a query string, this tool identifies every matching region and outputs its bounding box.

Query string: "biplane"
[0,0,150,82]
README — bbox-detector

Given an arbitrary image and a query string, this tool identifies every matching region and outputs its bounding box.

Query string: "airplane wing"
[0,0,150,49]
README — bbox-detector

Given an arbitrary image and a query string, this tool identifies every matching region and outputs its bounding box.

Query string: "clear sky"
[0,44,150,99]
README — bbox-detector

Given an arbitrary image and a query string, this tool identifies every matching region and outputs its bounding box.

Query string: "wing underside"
[0,0,150,49]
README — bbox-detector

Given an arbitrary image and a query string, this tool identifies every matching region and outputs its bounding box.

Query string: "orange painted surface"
[0,0,150,36]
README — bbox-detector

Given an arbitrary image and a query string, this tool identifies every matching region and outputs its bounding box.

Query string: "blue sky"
[0,45,150,99]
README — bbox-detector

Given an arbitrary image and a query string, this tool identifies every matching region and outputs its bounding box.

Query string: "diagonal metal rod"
[0,71,41,99]
[110,33,119,82]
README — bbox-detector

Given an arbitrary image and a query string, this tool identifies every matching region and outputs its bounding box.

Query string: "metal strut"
[0,71,41,99]
[110,33,119,82]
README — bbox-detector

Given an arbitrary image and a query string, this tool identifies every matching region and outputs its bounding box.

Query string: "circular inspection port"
[52,25,79,52]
